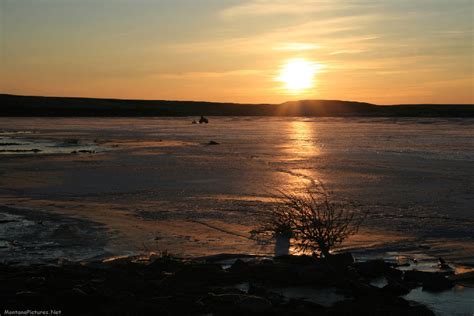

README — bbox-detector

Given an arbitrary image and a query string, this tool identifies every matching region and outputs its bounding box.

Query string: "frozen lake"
[0,117,473,265]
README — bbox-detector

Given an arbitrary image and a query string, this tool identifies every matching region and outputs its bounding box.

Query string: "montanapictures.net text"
[4,311,61,315]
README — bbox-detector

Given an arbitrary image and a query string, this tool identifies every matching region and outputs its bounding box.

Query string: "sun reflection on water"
[287,120,320,157]
[275,120,322,201]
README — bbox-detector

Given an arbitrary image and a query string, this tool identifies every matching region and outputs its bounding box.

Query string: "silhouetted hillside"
[0,94,473,117]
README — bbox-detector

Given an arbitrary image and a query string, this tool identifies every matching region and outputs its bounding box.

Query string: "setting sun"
[277,59,321,93]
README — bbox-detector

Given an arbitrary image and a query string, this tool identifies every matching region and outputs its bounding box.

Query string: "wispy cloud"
[168,14,377,54]
[328,49,365,55]
[156,69,264,79]
[219,0,366,19]
[273,42,321,51]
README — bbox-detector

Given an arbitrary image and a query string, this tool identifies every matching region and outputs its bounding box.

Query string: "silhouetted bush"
[253,181,365,258]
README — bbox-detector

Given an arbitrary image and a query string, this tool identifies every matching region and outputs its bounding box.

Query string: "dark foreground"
[2,253,472,316]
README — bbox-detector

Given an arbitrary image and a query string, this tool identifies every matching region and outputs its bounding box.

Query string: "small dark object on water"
[0,142,22,146]
[418,245,431,250]
[71,150,96,154]
[64,138,80,145]
[192,120,197,124]
[208,141,219,145]
[0,149,41,153]
[199,116,209,124]
[438,257,452,270]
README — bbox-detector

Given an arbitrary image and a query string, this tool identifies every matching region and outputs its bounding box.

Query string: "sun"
[276,58,321,93]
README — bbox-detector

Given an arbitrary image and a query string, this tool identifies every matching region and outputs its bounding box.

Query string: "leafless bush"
[252,181,365,258]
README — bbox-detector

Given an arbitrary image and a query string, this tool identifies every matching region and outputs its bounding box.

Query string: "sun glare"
[277,59,321,93]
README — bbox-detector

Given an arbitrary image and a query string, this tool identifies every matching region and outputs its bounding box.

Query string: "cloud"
[168,15,376,54]
[273,42,321,51]
[328,49,365,55]
[219,0,364,19]
[156,69,264,79]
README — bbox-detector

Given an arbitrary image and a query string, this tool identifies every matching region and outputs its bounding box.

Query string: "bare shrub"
[252,181,365,258]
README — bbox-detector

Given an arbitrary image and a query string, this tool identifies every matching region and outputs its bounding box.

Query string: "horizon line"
[1,92,473,107]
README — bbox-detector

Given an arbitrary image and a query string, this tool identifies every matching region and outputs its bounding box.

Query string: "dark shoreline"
[2,94,473,117]
[1,252,462,316]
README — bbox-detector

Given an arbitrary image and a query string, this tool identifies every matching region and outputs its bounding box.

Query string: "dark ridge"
[1,93,473,117]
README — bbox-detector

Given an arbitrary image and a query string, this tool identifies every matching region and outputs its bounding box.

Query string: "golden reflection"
[287,120,319,157]
[277,120,321,200]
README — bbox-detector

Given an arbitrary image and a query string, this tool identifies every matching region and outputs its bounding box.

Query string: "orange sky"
[1,0,473,104]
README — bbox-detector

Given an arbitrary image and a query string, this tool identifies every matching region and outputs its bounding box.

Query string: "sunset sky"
[1,0,473,104]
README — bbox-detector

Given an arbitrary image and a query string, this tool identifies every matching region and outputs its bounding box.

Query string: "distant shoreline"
[1,93,473,117]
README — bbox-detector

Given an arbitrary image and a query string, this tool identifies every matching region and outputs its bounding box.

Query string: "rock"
[346,279,381,297]
[449,271,474,287]
[199,116,209,124]
[354,260,402,279]
[326,252,354,269]
[404,270,454,292]
[382,277,411,296]
[237,295,272,313]
[26,276,46,289]
[247,283,285,305]
[230,259,249,273]
[71,287,88,296]
[274,254,318,266]
[295,265,329,284]
[248,260,298,285]
[163,262,227,287]
[422,277,454,292]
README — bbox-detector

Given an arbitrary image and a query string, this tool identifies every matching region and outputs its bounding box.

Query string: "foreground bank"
[2,253,473,315]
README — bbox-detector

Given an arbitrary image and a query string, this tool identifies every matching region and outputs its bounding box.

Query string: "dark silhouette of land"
[1,93,473,117]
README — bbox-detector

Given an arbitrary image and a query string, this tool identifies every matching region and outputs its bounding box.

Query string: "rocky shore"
[2,252,472,315]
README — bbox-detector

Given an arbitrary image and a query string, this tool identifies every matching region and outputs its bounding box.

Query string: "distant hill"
[0,94,473,117]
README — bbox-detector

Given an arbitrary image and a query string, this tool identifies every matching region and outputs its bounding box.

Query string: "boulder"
[382,277,411,296]
[274,254,318,266]
[295,265,329,285]
[326,253,354,269]
[228,259,250,280]
[237,295,273,313]
[249,261,297,284]
[404,270,454,292]
[354,260,402,279]
[449,271,474,287]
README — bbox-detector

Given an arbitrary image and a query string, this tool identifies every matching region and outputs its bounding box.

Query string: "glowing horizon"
[0,0,473,105]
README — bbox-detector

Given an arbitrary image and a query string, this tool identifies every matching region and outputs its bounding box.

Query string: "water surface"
[0,117,472,264]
